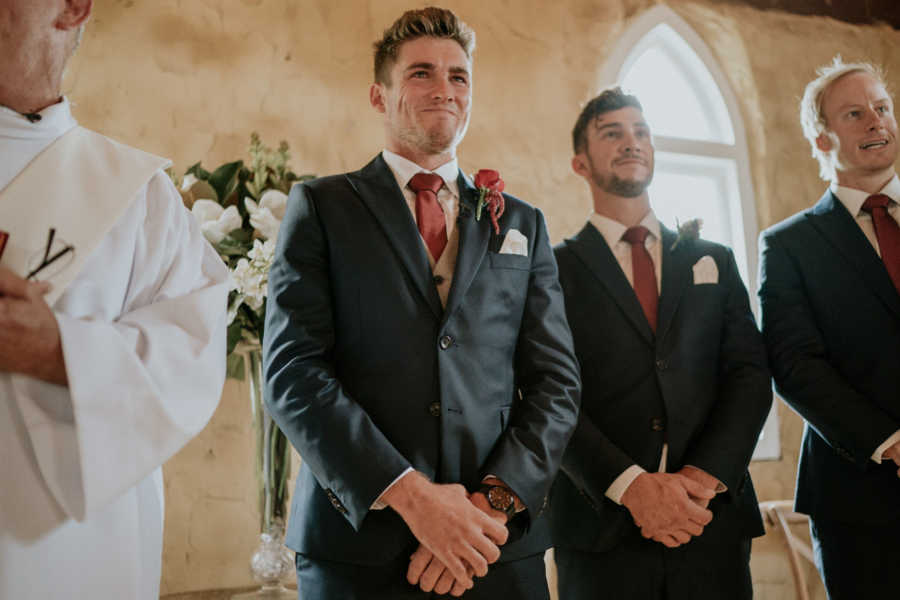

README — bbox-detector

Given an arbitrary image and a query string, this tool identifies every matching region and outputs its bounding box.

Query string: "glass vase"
[233,347,295,599]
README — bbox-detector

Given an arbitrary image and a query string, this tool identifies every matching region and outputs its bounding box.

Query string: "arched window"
[601,6,780,460]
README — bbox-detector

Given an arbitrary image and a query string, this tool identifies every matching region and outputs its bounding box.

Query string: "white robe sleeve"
[9,171,228,520]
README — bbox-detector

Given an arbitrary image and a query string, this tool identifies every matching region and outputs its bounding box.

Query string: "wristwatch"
[477,484,517,520]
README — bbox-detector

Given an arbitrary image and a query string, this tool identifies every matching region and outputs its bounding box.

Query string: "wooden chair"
[759,500,818,600]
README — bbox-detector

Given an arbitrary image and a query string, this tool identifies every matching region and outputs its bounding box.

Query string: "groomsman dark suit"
[263,8,579,600]
[760,60,900,599]
[550,88,771,600]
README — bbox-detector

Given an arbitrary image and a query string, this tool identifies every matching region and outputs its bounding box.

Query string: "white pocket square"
[499,228,528,257]
[692,255,718,285]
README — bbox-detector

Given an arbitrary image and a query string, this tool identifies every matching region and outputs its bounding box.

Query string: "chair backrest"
[759,500,816,600]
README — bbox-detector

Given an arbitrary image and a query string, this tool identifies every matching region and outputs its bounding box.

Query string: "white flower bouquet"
[172,133,314,378]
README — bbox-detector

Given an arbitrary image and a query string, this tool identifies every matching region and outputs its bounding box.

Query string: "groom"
[263,7,580,599]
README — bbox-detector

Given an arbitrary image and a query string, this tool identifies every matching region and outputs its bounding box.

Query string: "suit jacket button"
[650,418,665,432]
[655,359,668,370]
[433,275,445,285]
[429,401,441,417]
[439,335,453,349]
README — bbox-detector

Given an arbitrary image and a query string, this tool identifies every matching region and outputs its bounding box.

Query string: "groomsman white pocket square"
[499,228,528,257]
[692,255,718,284]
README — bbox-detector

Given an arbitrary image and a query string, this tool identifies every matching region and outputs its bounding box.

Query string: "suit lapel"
[567,222,654,345]
[657,226,694,343]
[808,190,900,320]
[442,172,490,324]
[345,155,443,319]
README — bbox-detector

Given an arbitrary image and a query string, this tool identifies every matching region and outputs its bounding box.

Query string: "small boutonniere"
[670,218,703,251]
[473,169,506,235]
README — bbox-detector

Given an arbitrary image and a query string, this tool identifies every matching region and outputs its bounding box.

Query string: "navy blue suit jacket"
[760,190,900,523]
[263,155,581,564]
[551,222,770,557]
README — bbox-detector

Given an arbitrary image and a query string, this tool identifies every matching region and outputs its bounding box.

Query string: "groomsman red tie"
[623,225,658,332]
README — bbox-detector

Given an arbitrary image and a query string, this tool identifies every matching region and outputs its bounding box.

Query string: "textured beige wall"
[64,1,900,597]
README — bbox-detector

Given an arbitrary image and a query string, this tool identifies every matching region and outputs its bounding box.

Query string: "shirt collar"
[589,209,661,248]
[381,149,460,198]
[0,96,77,141]
[831,174,900,217]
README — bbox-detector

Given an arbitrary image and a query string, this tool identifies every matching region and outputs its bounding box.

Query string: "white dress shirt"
[0,99,228,599]
[831,175,900,463]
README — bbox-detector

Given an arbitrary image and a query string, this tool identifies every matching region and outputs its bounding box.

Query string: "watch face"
[487,486,514,510]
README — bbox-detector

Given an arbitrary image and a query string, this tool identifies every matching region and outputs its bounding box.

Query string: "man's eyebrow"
[594,121,623,131]
[405,62,436,72]
[449,66,469,75]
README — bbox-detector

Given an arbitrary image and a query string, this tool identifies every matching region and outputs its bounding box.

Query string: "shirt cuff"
[606,464,647,505]
[872,430,900,464]
[370,467,414,510]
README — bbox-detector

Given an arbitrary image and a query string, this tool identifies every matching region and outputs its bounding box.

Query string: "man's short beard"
[399,127,457,156]
[593,172,653,198]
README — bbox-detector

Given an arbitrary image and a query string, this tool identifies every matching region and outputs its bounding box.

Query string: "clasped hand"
[383,472,509,596]
[0,267,66,385]
[620,468,719,548]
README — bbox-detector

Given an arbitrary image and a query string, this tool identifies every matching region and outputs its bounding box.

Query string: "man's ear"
[571,154,589,178]
[816,132,833,153]
[370,83,387,114]
[55,0,93,31]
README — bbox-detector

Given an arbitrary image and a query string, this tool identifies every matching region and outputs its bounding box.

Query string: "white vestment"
[0,99,228,598]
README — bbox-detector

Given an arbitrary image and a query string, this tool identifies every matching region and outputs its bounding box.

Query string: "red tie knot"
[409,172,444,195]
[622,225,651,245]
[862,194,892,213]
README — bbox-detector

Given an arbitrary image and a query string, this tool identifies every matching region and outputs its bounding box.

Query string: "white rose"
[259,189,287,220]
[244,190,287,241]
[192,199,242,244]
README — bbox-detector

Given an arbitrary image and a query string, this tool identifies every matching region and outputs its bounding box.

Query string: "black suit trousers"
[810,516,900,600]
[555,537,751,600]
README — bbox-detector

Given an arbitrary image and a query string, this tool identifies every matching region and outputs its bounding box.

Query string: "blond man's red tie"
[862,194,900,296]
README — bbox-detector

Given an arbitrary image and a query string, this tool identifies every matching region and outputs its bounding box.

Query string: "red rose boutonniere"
[670,218,703,251]
[473,169,506,235]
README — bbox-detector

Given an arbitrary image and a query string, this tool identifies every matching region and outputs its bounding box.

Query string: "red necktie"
[409,173,447,262]
[862,194,900,295]
[623,226,658,332]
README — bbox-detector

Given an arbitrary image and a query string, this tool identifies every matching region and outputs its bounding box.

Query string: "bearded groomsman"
[0,1,228,598]
[759,58,900,599]
[550,87,771,599]
[264,7,580,599]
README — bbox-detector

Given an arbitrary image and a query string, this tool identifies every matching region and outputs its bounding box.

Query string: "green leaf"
[208,161,243,203]
[186,162,211,180]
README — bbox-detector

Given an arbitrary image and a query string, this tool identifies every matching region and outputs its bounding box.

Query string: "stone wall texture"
[64,1,900,597]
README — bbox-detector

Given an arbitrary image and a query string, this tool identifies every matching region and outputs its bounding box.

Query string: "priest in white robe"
[0,1,228,597]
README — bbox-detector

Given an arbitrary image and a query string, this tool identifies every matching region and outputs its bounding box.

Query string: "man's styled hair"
[373,7,475,86]
[800,56,890,181]
[572,87,644,154]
